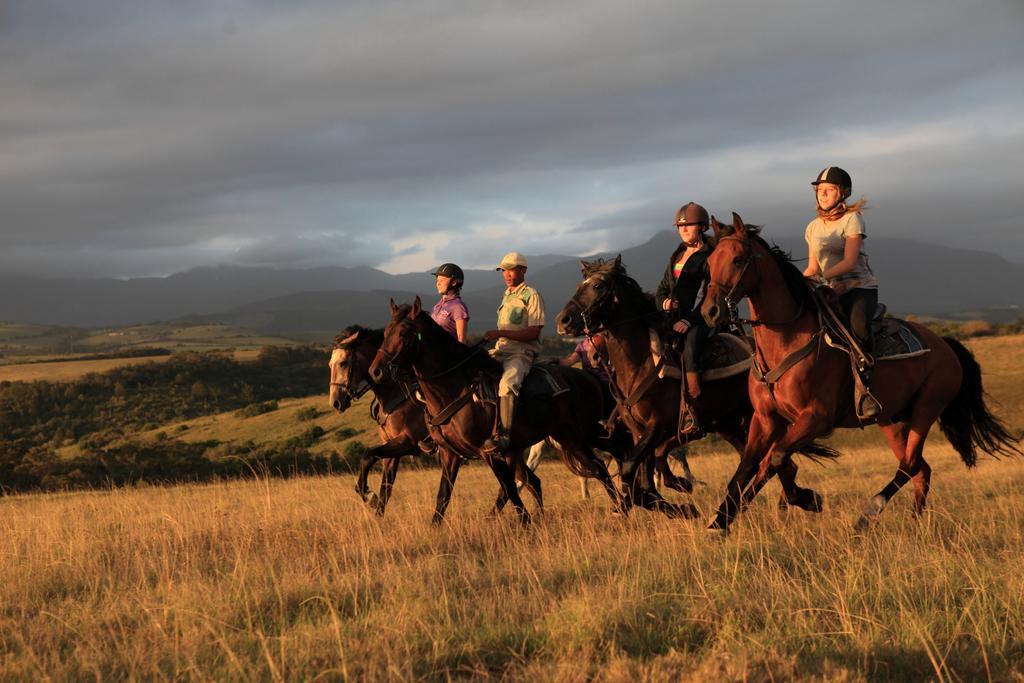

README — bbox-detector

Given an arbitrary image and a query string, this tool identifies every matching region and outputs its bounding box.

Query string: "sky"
[2,0,1023,279]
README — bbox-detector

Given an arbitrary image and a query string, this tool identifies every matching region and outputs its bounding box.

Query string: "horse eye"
[732,256,744,265]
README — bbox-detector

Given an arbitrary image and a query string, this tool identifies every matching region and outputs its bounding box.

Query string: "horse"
[367,298,626,524]
[701,213,1022,531]
[329,326,591,518]
[555,256,836,515]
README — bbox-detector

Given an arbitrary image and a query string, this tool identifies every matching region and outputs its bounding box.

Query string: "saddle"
[651,330,752,382]
[814,287,929,363]
[472,362,572,404]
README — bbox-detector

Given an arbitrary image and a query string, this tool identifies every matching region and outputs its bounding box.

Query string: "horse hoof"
[364,491,380,510]
[708,516,731,532]
[852,515,873,533]
[705,524,729,539]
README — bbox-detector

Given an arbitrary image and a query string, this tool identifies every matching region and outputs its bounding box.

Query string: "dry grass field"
[1,337,1022,680]
[0,349,264,384]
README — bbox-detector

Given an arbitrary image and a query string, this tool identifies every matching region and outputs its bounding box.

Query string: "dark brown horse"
[368,298,625,524]
[331,325,549,523]
[329,325,437,516]
[556,256,835,515]
[701,213,1021,531]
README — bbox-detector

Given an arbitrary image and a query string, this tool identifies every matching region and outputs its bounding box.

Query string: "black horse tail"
[795,441,841,464]
[939,336,1023,468]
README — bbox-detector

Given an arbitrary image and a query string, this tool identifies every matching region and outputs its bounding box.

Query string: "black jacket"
[655,242,713,326]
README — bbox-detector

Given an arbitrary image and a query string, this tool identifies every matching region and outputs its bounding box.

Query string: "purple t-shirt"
[431,295,469,339]
[574,338,609,384]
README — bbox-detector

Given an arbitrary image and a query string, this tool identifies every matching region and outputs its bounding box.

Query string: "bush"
[235,401,279,418]
[333,427,362,441]
[296,406,321,422]
[960,319,994,338]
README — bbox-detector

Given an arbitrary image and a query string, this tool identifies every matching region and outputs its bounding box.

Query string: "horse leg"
[855,418,935,530]
[710,413,784,530]
[354,453,380,505]
[483,452,531,525]
[431,451,462,525]
[513,449,544,512]
[655,441,693,494]
[740,413,828,512]
[372,456,400,516]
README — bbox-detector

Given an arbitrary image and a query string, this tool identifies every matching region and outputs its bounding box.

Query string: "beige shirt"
[494,282,545,354]
[805,211,878,289]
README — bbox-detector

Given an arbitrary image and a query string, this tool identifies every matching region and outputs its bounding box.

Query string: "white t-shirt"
[805,212,878,289]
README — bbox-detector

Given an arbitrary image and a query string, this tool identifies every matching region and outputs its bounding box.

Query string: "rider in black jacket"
[654,202,713,435]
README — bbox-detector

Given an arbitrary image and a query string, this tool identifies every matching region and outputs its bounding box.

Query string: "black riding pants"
[681,322,712,372]
[839,287,878,350]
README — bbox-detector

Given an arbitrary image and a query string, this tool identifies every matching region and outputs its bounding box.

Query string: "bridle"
[329,345,373,403]
[372,318,488,383]
[710,233,804,328]
[568,271,656,337]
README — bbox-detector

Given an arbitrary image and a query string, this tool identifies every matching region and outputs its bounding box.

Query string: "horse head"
[556,255,625,336]
[368,297,424,383]
[328,326,381,413]
[702,212,763,327]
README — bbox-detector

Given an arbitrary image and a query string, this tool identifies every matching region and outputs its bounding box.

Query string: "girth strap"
[752,332,821,385]
[425,385,477,428]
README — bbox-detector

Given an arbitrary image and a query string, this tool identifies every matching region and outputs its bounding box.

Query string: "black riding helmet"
[432,262,465,283]
[811,166,853,199]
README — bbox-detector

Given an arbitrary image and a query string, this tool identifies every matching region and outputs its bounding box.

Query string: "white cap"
[495,251,528,270]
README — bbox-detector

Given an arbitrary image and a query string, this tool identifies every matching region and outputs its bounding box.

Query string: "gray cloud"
[1,0,1022,278]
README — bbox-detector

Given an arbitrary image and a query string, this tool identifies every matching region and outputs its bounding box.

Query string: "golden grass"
[1,336,1022,680]
[1,447,1022,681]
[0,350,263,384]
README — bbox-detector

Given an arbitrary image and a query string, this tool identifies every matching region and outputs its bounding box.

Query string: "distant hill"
[1,233,1021,336]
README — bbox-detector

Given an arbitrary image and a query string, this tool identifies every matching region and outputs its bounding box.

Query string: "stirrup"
[417,437,438,456]
[482,432,509,455]
[856,392,882,421]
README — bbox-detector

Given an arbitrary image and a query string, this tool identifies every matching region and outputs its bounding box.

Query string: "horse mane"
[715,222,816,311]
[394,304,501,375]
[334,325,384,348]
[581,258,662,325]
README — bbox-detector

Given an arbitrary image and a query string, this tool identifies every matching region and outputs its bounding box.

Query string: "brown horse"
[329,325,444,517]
[368,298,625,524]
[330,326,569,520]
[556,256,836,515]
[701,213,1021,531]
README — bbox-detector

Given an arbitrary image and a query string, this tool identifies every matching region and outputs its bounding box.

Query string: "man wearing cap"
[655,202,713,436]
[481,251,546,454]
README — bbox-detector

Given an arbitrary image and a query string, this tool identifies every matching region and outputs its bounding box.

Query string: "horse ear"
[412,296,422,317]
[613,254,622,269]
[390,298,398,315]
[710,215,726,238]
[731,212,746,234]
[580,259,592,275]
[336,331,359,348]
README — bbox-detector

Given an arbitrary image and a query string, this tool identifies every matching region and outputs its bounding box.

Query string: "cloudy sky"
[2,0,1022,278]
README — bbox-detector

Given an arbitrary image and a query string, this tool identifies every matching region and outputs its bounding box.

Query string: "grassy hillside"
[0,321,301,360]
[0,337,1021,679]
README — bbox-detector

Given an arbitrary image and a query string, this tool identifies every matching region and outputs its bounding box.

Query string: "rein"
[712,235,805,327]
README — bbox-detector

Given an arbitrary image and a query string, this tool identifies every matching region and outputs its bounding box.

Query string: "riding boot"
[417,435,439,456]
[680,371,702,436]
[854,366,882,421]
[483,395,515,454]
[854,332,881,421]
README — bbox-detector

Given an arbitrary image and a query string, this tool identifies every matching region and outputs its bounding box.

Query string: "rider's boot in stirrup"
[483,395,515,454]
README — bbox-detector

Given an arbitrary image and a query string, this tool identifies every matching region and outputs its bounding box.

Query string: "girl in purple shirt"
[430,263,470,342]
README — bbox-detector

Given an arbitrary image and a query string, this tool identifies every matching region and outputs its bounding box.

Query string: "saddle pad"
[700,333,753,381]
[520,364,572,399]
[823,318,930,361]
[872,318,930,361]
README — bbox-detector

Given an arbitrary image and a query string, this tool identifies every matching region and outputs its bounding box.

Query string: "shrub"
[333,427,362,441]
[296,406,321,422]
[235,401,279,418]
[960,319,994,338]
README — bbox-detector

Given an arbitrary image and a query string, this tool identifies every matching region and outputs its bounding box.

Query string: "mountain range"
[2,232,1021,340]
